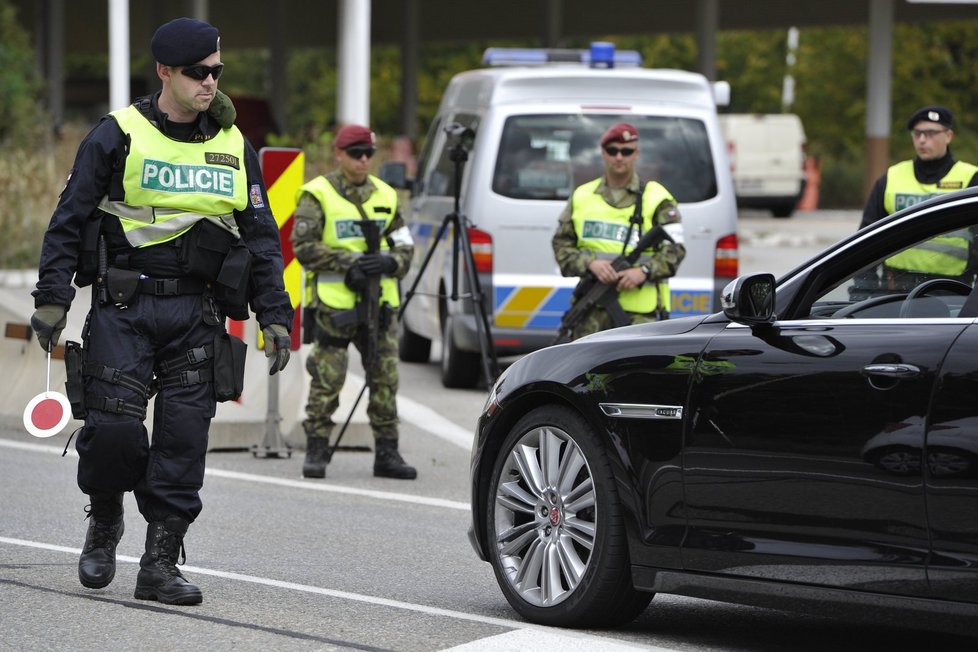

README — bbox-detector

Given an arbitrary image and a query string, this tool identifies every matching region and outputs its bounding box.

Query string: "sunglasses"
[180,63,225,81]
[345,146,376,159]
[604,146,637,157]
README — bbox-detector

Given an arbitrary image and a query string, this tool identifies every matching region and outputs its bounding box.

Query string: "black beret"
[151,17,220,67]
[906,105,953,131]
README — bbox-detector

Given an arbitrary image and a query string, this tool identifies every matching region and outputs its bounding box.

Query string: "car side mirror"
[379,161,410,190]
[722,273,776,326]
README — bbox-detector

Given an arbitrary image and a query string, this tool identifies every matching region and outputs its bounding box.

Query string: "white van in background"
[719,113,807,218]
[385,44,739,388]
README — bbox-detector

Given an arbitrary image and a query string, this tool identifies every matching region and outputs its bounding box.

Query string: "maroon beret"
[335,124,376,150]
[600,122,640,146]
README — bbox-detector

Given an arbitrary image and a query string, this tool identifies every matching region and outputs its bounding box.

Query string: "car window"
[802,222,978,319]
[491,114,717,203]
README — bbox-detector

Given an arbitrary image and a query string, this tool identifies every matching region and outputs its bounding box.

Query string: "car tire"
[441,315,480,388]
[485,404,653,627]
[399,321,431,363]
[771,204,795,218]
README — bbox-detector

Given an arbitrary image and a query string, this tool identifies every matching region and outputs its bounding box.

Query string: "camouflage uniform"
[291,171,414,447]
[552,172,685,340]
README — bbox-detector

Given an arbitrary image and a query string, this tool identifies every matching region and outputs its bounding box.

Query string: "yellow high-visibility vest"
[571,179,673,313]
[100,104,248,248]
[883,160,976,274]
[298,175,400,310]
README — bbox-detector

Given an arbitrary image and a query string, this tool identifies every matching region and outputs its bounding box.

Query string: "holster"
[105,267,142,306]
[212,331,247,402]
[64,340,87,419]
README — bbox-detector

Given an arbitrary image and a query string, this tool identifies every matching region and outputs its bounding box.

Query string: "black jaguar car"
[469,188,978,629]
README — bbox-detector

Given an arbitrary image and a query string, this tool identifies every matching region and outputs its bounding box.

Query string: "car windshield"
[491,114,717,202]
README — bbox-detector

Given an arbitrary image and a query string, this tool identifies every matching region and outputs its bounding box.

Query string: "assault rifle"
[332,218,382,367]
[552,225,672,345]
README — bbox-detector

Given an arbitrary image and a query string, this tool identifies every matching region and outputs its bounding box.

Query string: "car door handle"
[862,363,921,378]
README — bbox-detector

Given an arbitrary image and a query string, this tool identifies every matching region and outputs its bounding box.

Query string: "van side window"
[414,115,443,194]
[491,115,717,203]
[428,113,479,197]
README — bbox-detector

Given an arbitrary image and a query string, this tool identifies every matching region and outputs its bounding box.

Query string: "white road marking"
[0,535,673,652]
[348,371,477,451]
[0,438,468,511]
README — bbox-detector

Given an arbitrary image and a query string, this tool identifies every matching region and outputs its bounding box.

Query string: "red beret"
[335,124,376,150]
[600,122,640,146]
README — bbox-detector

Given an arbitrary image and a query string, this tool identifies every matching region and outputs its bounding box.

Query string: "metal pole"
[108,0,130,112]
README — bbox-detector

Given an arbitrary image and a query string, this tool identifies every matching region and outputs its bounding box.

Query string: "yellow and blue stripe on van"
[492,275,714,329]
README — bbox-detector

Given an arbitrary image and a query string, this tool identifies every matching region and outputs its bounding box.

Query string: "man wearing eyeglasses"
[852,105,978,299]
[30,17,293,605]
[860,105,978,229]
[292,124,417,481]
[552,122,686,341]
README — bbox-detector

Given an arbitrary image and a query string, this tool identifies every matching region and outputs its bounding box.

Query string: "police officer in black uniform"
[30,17,293,606]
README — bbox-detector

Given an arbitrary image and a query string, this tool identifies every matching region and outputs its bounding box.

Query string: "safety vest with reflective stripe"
[571,179,672,313]
[883,159,978,214]
[298,175,400,310]
[102,105,248,248]
[883,160,976,274]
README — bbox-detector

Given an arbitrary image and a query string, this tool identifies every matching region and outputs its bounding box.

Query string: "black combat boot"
[133,516,203,605]
[78,493,125,589]
[302,435,332,479]
[373,439,417,480]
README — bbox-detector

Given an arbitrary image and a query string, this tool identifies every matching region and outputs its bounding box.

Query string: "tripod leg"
[330,381,368,457]
[453,215,500,387]
[399,215,454,318]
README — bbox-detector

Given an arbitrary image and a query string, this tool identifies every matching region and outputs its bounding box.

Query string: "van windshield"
[491,114,717,202]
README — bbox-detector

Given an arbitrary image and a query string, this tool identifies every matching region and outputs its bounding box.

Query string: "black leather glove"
[262,324,291,375]
[344,264,368,292]
[357,254,397,276]
[31,304,67,352]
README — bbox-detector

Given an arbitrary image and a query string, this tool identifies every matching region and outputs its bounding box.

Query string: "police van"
[389,44,738,388]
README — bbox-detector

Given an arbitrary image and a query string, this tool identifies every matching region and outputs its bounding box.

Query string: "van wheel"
[399,322,431,363]
[771,204,795,218]
[441,315,480,388]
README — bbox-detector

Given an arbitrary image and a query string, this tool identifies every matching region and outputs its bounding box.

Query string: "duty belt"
[137,277,208,296]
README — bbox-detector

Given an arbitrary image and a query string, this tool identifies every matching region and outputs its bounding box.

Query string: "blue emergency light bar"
[482,42,643,68]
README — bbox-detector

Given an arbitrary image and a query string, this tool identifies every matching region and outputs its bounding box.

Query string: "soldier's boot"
[78,492,125,589]
[302,435,332,479]
[373,439,417,480]
[133,516,202,605]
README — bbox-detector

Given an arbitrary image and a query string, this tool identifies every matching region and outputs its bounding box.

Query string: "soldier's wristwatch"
[640,264,652,282]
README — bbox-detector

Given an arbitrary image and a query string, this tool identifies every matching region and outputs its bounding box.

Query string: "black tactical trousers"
[76,293,222,523]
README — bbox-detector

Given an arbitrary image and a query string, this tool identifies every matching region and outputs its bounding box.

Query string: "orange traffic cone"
[797,155,821,211]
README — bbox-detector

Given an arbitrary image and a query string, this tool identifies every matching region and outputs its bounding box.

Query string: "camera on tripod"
[444,122,475,161]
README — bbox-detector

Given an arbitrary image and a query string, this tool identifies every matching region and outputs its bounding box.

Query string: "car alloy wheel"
[486,405,652,627]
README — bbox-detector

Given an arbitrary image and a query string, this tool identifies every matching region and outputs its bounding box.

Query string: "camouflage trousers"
[570,305,660,341]
[303,304,400,442]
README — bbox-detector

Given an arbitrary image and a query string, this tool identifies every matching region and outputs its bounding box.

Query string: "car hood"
[574,313,712,343]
